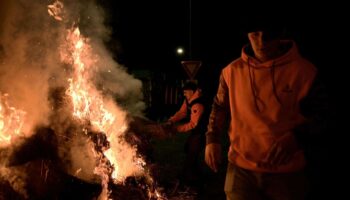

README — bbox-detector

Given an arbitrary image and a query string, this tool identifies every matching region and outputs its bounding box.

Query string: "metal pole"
[189,0,192,59]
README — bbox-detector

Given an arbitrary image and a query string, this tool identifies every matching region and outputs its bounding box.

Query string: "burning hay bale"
[0,121,167,199]
[0,86,170,199]
[0,84,174,199]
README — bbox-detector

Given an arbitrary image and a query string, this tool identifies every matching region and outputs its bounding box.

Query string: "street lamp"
[176,47,184,56]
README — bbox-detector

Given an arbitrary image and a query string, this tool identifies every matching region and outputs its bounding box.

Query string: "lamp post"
[189,0,192,59]
[176,47,184,56]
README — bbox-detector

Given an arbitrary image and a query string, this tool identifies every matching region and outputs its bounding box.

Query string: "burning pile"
[0,0,168,199]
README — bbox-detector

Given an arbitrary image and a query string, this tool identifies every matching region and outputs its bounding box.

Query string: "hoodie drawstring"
[270,61,282,106]
[248,58,262,112]
[248,59,282,112]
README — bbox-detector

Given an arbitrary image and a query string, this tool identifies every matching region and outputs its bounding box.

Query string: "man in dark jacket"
[167,81,209,191]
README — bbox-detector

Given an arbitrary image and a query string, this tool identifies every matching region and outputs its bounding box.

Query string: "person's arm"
[206,73,230,144]
[263,73,329,167]
[175,103,204,132]
[205,72,230,172]
[294,73,329,148]
[168,100,187,123]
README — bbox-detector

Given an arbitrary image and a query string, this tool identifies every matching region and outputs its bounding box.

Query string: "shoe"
[177,185,198,196]
[170,179,180,196]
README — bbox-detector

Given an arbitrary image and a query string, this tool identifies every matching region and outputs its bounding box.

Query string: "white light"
[176,47,184,55]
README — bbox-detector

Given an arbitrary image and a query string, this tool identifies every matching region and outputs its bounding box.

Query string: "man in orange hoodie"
[204,24,328,199]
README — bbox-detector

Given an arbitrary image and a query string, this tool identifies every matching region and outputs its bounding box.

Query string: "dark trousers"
[225,162,308,200]
[181,133,205,187]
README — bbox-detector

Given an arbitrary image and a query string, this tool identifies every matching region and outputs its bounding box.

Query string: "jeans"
[225,162,308,200]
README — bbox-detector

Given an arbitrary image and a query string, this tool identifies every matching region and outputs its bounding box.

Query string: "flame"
[53,1,166,198]
[61,26,147,199]
[0,93,26,147]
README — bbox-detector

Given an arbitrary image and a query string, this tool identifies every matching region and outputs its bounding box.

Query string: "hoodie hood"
[241,40,300,111]
[241,40,298,68]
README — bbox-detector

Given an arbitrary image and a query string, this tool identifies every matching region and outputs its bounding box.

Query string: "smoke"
[57,130,101,184]
[0,166,28,199]
[94,49,145,115]
[76,0,145,115]
[0,0,65,136]
[0,0,145,134]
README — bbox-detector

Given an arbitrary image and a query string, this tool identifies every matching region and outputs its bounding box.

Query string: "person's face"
[247,31,280,62]
[183,90,194,101]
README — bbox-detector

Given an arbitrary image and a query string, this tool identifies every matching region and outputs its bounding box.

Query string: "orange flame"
[53,1,166,198]
[0,93,26,147]
[61,26,147,200]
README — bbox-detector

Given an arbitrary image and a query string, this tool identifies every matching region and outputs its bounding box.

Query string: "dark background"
[99,1,346,199]
[101,0,345,129]
[0,1,346,199]
[100,0,345,106]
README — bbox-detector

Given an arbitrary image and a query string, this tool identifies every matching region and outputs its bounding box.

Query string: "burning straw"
[0,0,165,199]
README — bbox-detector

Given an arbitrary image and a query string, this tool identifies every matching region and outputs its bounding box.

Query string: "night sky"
[100,1,344,72]
[100,1,346,102]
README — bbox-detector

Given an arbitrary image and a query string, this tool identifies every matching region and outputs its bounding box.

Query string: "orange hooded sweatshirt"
[206,41,317,173]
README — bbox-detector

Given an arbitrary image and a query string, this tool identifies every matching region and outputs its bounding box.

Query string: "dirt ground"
[151,133,228,200]
[151,132,333,200]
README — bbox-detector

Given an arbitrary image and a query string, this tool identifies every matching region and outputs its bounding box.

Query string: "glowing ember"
[0,93,26,147]
[47,0,64,21]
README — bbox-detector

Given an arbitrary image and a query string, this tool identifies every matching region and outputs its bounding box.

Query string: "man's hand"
[161,122,177,137]
[258,132,299,168]
[143,124,167,139]
[205,143,222,173]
